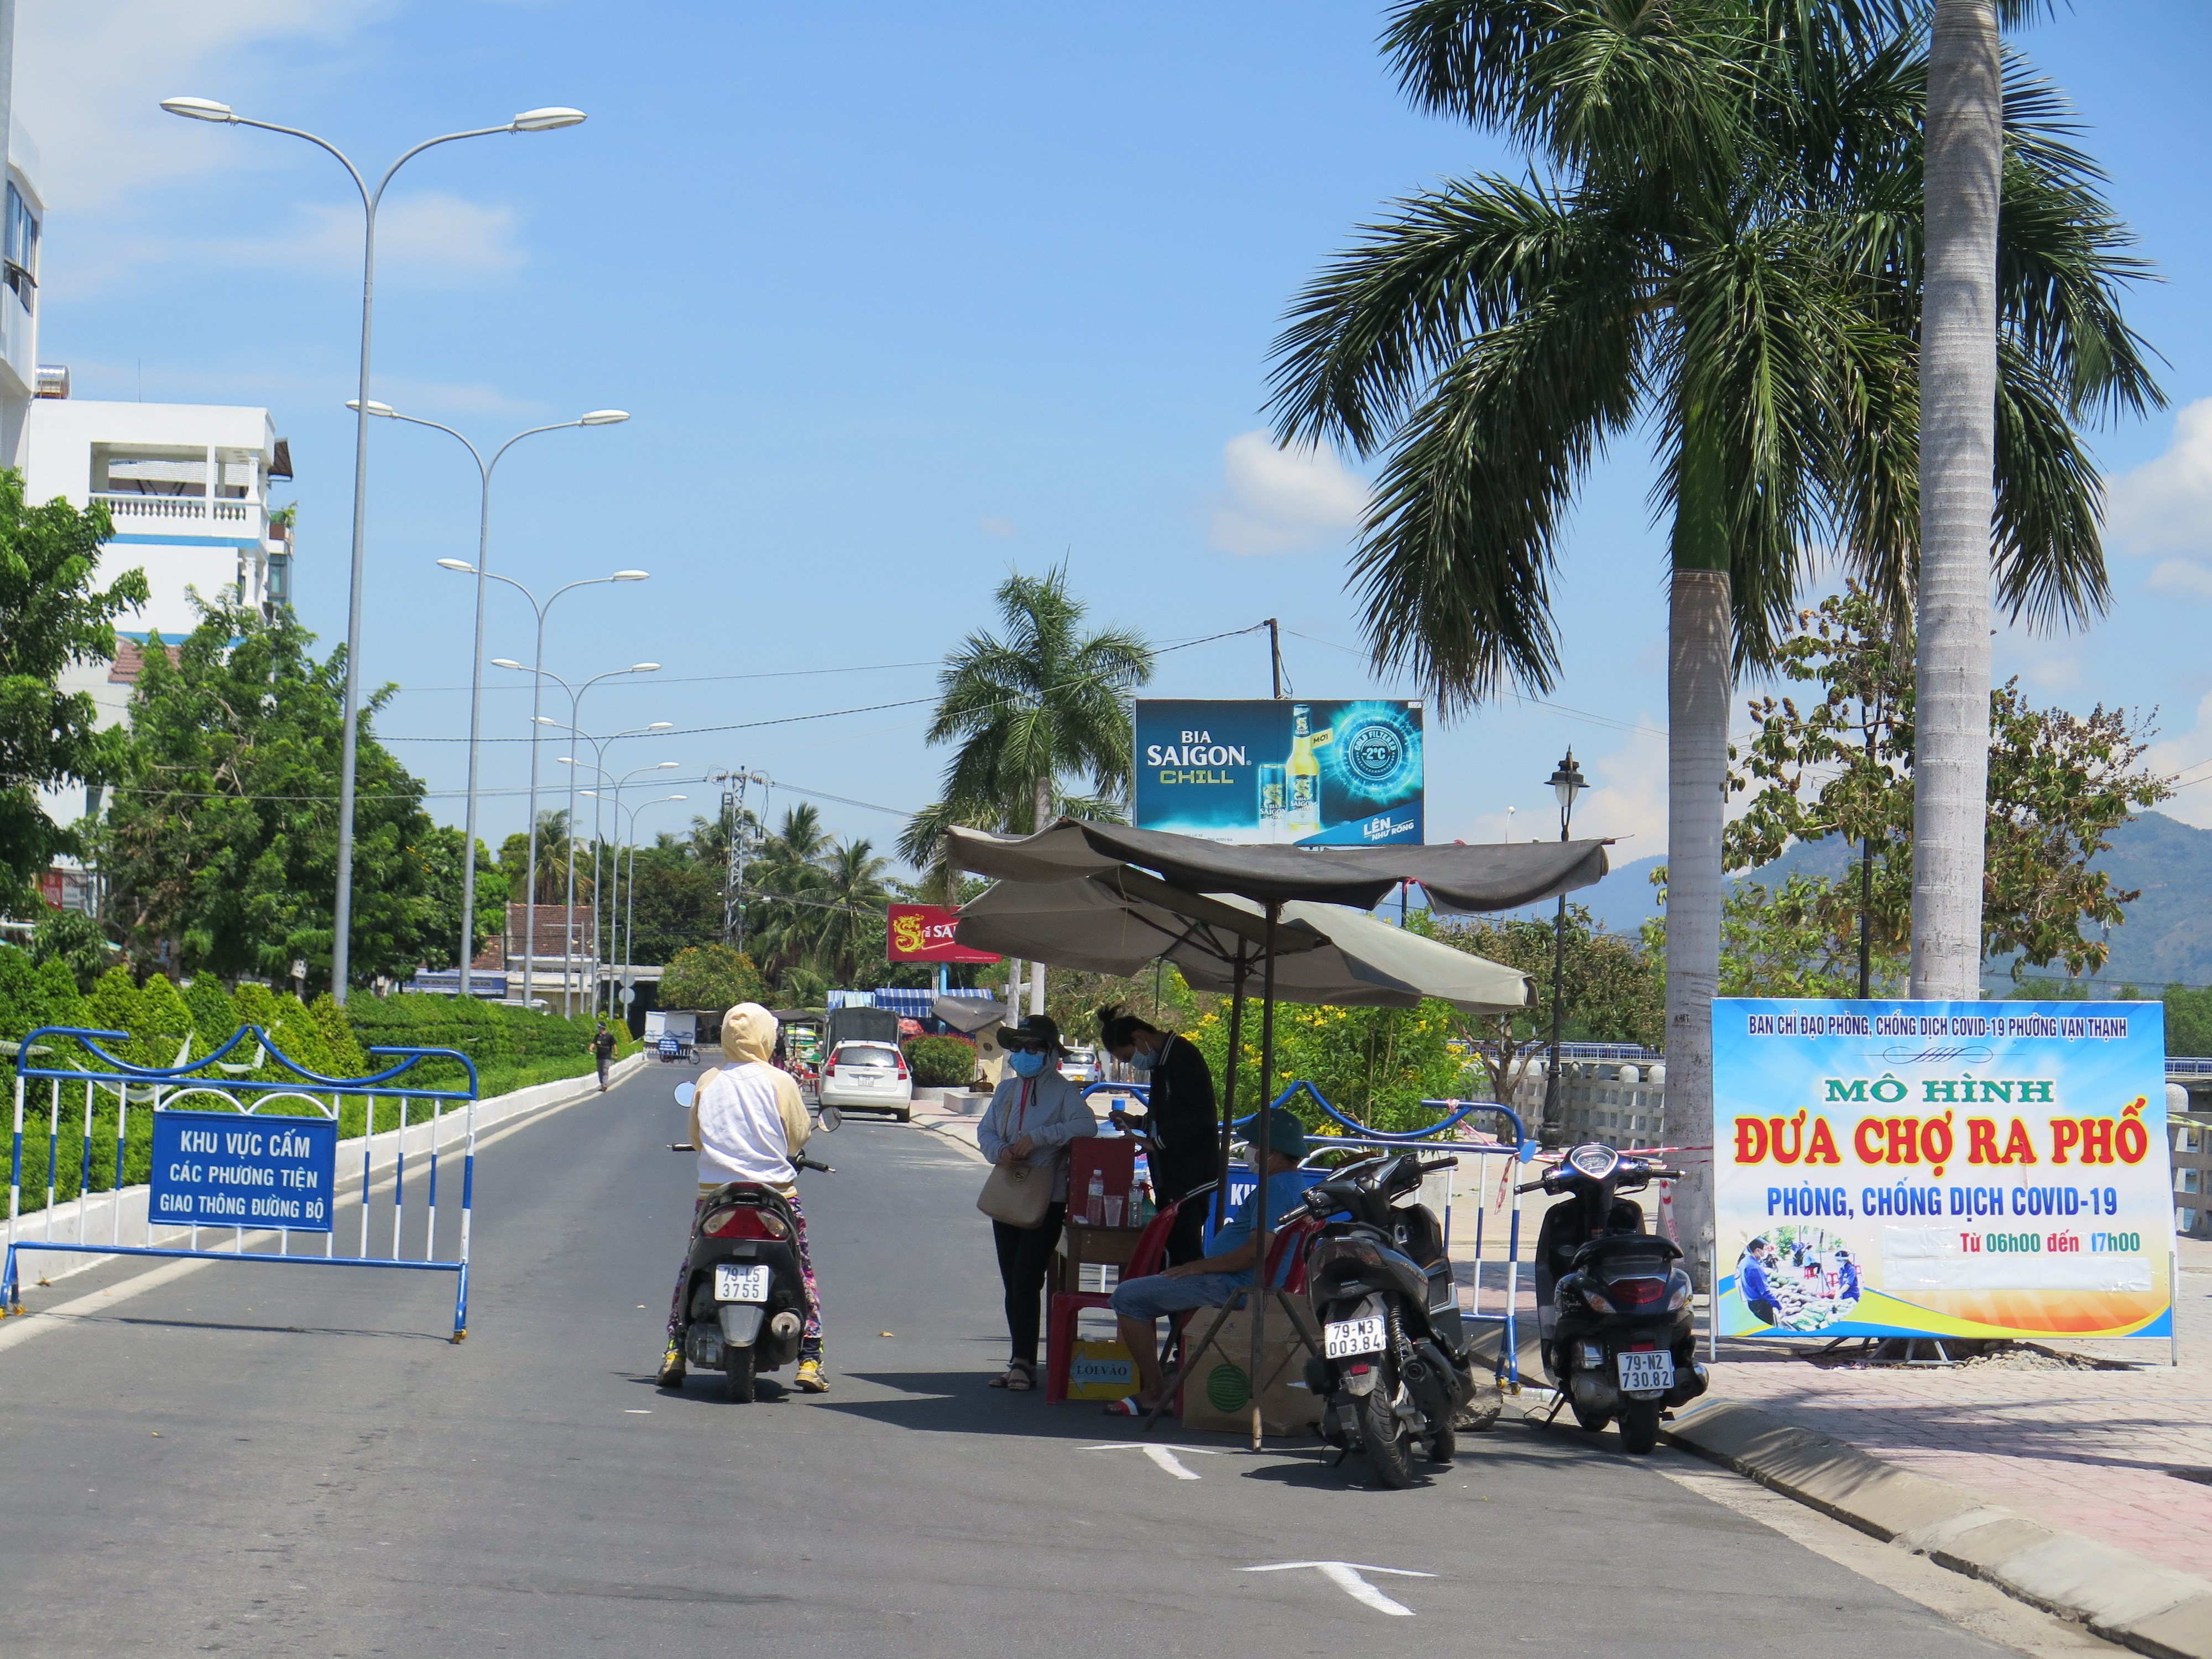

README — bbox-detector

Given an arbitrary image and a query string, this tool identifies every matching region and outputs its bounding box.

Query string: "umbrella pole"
[1248,901,1279,1451]
[1216,953,1249,1233]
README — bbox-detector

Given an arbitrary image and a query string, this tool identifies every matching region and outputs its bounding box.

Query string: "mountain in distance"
[1507,811,2212,989]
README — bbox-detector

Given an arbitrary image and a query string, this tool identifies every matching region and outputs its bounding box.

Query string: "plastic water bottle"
[1087,1169,1105,1225]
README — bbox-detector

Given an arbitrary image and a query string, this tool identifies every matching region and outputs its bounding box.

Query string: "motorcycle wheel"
[1571,1400,1611,1433]
[1358,1370,1416,1490]
[1619,1400,1662,1454]
[724,1344,757,1404]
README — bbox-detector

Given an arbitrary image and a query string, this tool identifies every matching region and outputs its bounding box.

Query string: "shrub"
[905,1034,977,1089]
[660,944,766,1014]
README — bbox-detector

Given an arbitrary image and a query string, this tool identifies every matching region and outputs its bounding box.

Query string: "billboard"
[1712,998,2174,1342]
[1133,699,1423,846]
[887,902,999,964]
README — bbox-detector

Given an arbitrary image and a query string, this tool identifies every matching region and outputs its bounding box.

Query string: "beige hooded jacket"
[689,1003,812,1196]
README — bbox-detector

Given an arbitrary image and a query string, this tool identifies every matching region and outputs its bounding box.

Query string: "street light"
[585,785,688,1019]
[163,94,588,1001]
[558,742,677,1016]
[362,403,632,982]
[525,694,665,1012]
[472,585,653,1008]
[1541,748,1588,1142]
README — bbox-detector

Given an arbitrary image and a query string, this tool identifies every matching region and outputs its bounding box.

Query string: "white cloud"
[17,1,393,212]
[1460,728,1670,852]
[1206,430,1367,556]
[259,191,526,286]
[2147,558,2212,600]
[2106,399,2212,556]
[2146,692,2212,831]
[979,515,1019,539]
[2023,654,2083,691]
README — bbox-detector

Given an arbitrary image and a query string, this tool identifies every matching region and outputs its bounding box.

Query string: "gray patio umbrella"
[945,818,1597,1446]
[953,866,1531,1015]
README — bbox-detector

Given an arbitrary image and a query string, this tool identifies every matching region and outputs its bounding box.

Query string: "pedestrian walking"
[592,1020,617,1091]
[976,1014,1097,1392]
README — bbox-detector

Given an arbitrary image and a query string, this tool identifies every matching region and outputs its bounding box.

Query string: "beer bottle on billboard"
[1286,703,1322,837]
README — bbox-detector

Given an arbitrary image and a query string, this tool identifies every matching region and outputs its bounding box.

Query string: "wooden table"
[1056,1219,1145,1296]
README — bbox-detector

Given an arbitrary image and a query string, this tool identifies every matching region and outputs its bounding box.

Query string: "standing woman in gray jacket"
[977,1014,1097,1391]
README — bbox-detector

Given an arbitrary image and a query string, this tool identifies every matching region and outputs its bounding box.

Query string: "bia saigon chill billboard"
[1713,999,2174,1343]
[1132,700,1423,846]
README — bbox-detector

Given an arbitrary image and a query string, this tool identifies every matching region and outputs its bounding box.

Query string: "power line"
[1279,628,1668,739]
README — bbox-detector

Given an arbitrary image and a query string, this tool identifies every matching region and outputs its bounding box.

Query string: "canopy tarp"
[954,865,1529,1015]
[945,819,1608,913]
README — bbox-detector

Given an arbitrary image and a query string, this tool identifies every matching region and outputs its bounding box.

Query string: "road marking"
[1240,1561,1435,1616]
[625,1410,651,1414]
[1084,1443,1219,1481]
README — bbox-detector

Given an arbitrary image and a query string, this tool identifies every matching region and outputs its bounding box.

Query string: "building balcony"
[92,491,263,540]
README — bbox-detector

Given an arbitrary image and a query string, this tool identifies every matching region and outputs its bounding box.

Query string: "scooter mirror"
[673,1081,696,1110]
[817,1105,843,1133]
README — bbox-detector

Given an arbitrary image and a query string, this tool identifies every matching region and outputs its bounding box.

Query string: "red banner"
[887,903,999,963]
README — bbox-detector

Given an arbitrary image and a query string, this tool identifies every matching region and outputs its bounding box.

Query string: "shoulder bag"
[977,1079,1056,1228]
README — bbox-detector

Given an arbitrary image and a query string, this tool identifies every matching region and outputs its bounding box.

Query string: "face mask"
[1007,1050,1047,1078]
[1128,1047,1158,1072]
[1244,1148,1265,1174]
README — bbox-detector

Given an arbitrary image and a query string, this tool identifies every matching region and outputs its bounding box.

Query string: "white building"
[28,392,299,823]
[0,0,43,472]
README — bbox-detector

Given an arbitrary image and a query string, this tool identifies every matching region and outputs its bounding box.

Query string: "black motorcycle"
[666,1082,835,1402]
[1295,1151,1481,1488]
[1524,1142,1709,1454]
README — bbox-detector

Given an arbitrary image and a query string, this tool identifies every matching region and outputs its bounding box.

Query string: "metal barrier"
[4,1024,481,1340]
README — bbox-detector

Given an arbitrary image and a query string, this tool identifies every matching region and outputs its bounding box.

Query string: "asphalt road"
[0,1060,2054,1657]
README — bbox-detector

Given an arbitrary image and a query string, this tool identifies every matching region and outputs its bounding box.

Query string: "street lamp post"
[358,401,630,983]
[472,574,651,1006]
[533,703,668,1013]
[162,95,588,1001]
[576,758,680,1015]
[1541,748,1588,1143]
[587,791,687,1021]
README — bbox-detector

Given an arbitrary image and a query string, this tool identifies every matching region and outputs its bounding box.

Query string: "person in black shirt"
[591,1020,617,1091]
[1095,1005,1217,1266]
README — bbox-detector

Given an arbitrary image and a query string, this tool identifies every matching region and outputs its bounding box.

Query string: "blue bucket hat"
[1249,1106,1307,1164]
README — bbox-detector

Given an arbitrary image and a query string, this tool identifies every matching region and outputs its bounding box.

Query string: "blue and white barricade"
[4,1024,481,1340]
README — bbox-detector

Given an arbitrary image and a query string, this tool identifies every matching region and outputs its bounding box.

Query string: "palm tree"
[812,837,893,987]
[1909,0,2046,996]
[898,565,1151,890]
[1270,1,2154,1232]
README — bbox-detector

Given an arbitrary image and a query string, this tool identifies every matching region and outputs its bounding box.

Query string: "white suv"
[1059,1044,1102,1085]
[817,1040,914,1122]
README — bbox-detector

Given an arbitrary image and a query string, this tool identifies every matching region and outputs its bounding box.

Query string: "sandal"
[1101,1395,1152,1417]
[989,1361,1036,1391]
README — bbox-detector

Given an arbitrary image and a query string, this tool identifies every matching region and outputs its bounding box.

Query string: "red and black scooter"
[667,1081,836,1401]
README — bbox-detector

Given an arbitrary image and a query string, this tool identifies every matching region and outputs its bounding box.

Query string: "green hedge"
[904,1034,977,1089]
[0,948,635,1217]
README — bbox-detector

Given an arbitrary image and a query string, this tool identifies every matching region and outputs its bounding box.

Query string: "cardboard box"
[1066,1338,1136,1401]
[1178,1302,1322,1435]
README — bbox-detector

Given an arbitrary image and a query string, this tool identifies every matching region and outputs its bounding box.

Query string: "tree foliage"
[0,473,147,914]
[1720,587,2172,981]
[659,943,768,1014]
[899,565,1151,893]
[95,597,463,990]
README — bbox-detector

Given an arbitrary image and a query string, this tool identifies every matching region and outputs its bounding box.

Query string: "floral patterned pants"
[668,1187,823,1363]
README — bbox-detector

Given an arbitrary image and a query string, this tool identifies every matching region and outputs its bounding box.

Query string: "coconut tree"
[1270,0,2155,1240]
[811,837,894,987]
[899,564,1151,883]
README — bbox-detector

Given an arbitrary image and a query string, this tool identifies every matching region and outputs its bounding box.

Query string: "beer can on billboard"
[1133,699,1422,846]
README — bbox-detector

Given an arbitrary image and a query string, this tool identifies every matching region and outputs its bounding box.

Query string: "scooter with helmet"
[1523,1142,1709,1453]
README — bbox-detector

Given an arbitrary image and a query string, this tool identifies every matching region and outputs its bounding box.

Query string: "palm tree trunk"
[1031,774,1050,1015]
[1663,566,1730,1275]
[1911,0,2002,1000]
[1662,408,1730,1276]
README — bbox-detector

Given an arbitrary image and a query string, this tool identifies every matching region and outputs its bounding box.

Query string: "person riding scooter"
[659,1003,830,1393]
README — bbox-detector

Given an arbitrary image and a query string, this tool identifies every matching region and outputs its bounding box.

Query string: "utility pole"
[714,770,768,951]
[1266,618,1283,698]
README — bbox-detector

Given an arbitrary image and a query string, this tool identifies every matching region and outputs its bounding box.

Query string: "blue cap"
[1251,1107,1307,1163]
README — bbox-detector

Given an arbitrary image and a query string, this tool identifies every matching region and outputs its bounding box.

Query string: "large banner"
[887,903,999,963]
[1133,698,1423,846]
[1713,999,2174,1342]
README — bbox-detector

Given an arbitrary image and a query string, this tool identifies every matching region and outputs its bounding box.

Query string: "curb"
[910,1112,987,1164]
[1661,1396,2212,1657]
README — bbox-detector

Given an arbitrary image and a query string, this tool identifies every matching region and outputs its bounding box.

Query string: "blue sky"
[21,1,2212,892]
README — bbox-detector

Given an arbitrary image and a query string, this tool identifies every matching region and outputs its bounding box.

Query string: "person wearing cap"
[1095,1004,1215,1266]
[1738,1237,1782,1327]
[1102,1105,1318,1417]
[977,1014,1098,1392]
[1835,1246,1861,1306]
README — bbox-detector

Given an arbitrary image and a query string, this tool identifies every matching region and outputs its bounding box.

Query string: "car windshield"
[836,1043,899,1066]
